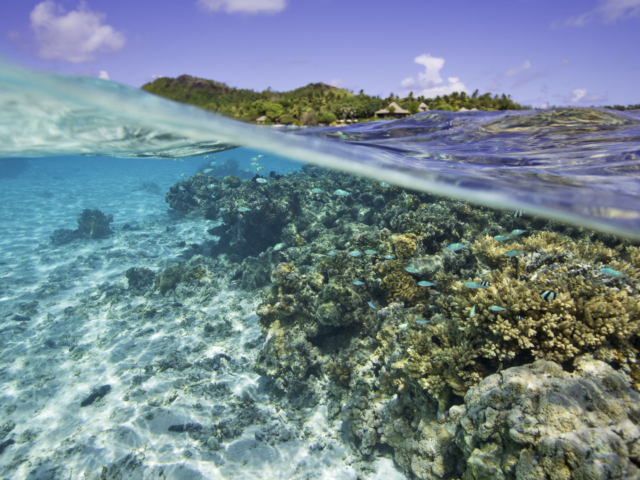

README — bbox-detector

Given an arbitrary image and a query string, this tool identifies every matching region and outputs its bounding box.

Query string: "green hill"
[141,74,524,125]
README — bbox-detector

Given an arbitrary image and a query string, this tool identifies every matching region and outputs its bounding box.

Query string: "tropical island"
[141,74,524,125]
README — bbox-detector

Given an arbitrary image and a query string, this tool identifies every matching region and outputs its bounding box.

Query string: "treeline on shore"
[141,75,523,125]
[604,104,640,111]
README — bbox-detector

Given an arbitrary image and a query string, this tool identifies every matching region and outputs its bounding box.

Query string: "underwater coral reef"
[161,165,640,479]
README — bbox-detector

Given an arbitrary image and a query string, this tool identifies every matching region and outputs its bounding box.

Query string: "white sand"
[0,156,405,479]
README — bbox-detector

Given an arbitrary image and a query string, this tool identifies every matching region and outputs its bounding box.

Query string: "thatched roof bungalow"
[418,102,429,112]
[256,116,266,124]
[375,102,410,119]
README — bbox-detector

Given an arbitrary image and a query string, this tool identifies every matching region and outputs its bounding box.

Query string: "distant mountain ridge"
[141,74,524,125]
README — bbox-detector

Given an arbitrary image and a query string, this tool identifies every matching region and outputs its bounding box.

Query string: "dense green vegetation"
[603,103,640,111]
[141,74,524,125]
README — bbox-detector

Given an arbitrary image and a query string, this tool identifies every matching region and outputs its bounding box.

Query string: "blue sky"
[1,0,639,107]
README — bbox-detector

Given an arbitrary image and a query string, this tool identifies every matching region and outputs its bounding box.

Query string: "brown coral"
[376,260,429,306]
[392,233,418,259]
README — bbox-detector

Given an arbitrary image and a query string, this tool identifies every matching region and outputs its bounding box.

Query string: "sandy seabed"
[0,157,405,480]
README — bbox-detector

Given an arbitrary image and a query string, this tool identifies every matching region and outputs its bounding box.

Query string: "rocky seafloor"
[2,162,640,479]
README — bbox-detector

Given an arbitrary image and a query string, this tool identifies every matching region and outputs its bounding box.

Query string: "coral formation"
[50,208,113,244]
[76,208,113,239]
[162,164,640,479]
[458,358,640,480]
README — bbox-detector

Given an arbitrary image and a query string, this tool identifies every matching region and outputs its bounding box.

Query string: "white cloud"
[197,0,286,14]
[561,59,571,66]
[572,88,587,103]
[98,70,109,80]
[414,54,445,87]
[400,77,416,88]
[401,53,466,97]
[505,60,531,77]
[564,0,640,26]
[569,88,606,105]
[30,1,125,63]
[419,77,467,98]
[330,78,345,88]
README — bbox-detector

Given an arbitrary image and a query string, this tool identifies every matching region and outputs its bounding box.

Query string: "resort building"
[375,102,410,119]
[418,102,429,112]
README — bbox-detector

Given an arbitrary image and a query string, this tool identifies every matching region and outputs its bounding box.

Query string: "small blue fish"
[398,322,408,329]
[540,290,556,301]
[238,207,251,212]
[219,207,227,212]
[418,281,435,287]
[415,318,430,324]
[367,301,377,310]
[379,182,391,188]
[510,229,527,236]
[353,281,365,286]
[384,255,396,259]
[311,188,325,193]
[211,195,216,199]
[505,250,523,257]
[179,186,186,191]
[494,235,511,242]
[327,250,338,256]
[365,250,378,255]
[334,189,350,196]
[446,243,468,252]
[470,305,476,318]
[600,268,624,277]
[489,306,508,312]
[348,250,362,257]
[464,282,486,289]
[273,243,286,251]
[405,267,420,274]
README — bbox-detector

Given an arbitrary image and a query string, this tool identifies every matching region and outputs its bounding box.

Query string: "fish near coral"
[446,243,468,252]
[540,290,556,301]
[600,267,624,278]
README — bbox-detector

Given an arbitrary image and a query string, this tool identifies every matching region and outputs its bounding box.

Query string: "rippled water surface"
[2,64,640,237]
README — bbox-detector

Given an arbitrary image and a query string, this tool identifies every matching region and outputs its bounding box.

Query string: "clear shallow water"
[1,63,640,238]
[2,65,640,480]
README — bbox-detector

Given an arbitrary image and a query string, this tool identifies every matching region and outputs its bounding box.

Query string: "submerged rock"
[125,267,156,294]
[80,385,111,407]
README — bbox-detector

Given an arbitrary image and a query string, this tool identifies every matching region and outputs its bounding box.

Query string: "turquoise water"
[1,65,640,480]
[2,63,640,238]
